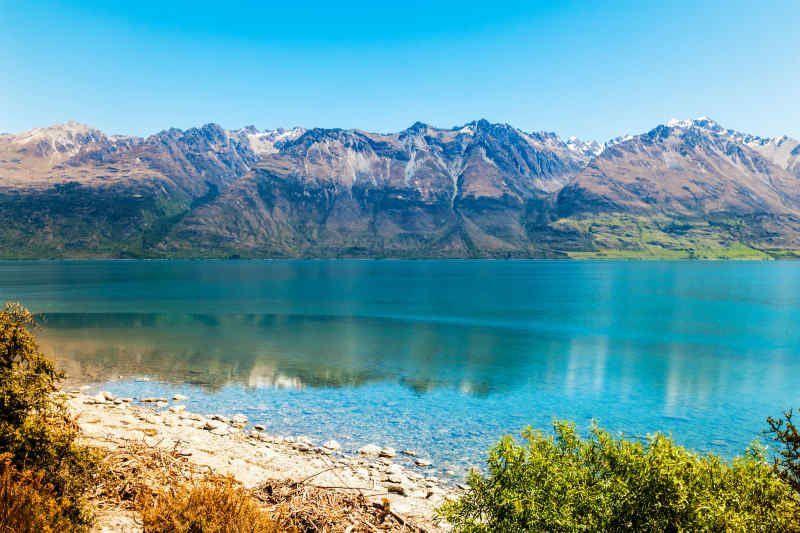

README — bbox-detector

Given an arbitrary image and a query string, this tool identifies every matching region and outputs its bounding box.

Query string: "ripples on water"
[1,260,799,476]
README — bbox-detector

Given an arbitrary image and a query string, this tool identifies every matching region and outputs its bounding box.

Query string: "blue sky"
[1,0,798,141]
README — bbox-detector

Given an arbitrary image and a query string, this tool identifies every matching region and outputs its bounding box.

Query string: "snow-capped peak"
[235,126,306,155]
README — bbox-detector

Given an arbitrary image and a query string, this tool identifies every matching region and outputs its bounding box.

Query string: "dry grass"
[140,477,290,533]
[0,453,79,533]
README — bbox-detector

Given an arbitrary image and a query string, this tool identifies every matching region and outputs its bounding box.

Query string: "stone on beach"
[101,391,115,401]
[204,419,226,431]
[253,424,266,431]
[385,463,404,476]
[379,447,396,458]
[173,394,187,401]
[358,444,382,456]
[169,405,186,413]
[231,414,248,427]
[415,458,432,467]
[323,440,341,450]
[92,393,107,404]
[385,482,407,496]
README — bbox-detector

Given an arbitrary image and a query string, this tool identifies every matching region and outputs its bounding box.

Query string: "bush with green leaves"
[0,302,99,531]
[765,408,800,493]
[438,421,800,532]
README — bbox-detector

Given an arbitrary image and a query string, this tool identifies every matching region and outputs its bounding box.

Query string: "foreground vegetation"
[439,421,800,532]
[0,303,102,531]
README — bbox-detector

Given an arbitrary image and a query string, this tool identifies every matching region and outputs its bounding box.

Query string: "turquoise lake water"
[1,260,798,478]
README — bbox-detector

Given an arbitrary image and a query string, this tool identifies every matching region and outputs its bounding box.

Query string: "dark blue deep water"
[1,260,799,478]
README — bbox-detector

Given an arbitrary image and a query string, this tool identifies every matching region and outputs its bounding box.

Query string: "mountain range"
[1,117,799,259]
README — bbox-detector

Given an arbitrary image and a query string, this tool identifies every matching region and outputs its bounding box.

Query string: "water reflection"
[1,259,799,461]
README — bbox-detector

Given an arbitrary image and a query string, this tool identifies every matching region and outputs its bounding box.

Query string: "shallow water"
[1,260,799,477]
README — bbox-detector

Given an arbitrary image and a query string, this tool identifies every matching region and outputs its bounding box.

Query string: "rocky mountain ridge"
[1,118,799,258]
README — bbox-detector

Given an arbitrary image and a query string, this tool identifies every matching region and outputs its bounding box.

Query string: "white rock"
[379,447,396,458]
[155,401,168,408]
[173,394,187,401]
[358,444,382,456]
[385,463,404,476]
[415,458,432,467]
[210,427,230,436]
[92,393,107,404]
[323,440,341,450]
[204,419,225,431]
[101,391,115,401]
[231,414,248,427]
[169,405,186,413]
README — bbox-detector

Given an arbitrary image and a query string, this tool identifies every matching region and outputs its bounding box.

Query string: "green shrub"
[766,408,800,493]
[438,421,800,532]
[0,302,99,531]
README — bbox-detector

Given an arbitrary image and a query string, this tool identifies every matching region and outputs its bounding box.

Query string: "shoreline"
[64,388,459,532]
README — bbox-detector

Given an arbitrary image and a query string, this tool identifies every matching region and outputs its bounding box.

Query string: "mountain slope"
[1,118,799,258]
[158,120,588,257]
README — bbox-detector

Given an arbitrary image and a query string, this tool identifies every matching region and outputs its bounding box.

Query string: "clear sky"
[2,0,799,141]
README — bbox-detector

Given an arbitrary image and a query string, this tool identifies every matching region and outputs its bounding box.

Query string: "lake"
[1,260,798,478]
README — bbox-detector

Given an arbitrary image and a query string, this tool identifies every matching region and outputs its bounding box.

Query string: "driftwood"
[88,435,432,532]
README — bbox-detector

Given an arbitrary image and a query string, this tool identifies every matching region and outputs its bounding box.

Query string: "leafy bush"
[139,476,291,533]
[0,302,99,530]
[766,408,800,493]
[438,421,800,532]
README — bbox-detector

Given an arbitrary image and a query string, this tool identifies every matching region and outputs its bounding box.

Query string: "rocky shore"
[63,388,459,532]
